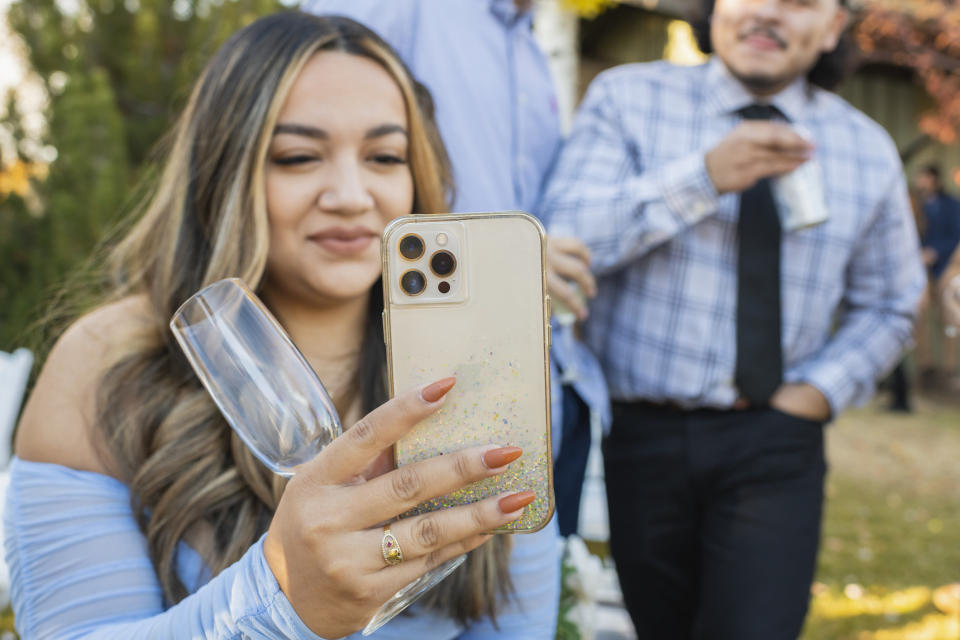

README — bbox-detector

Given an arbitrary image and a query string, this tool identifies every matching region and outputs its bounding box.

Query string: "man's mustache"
[739,26,788,49]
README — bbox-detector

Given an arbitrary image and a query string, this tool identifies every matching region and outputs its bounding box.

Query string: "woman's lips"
[309,228,377,256]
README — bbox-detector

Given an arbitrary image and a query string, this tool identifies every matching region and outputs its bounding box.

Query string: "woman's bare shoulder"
[14,295,155,476]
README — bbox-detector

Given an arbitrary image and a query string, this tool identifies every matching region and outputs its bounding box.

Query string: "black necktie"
[735,104,783,405]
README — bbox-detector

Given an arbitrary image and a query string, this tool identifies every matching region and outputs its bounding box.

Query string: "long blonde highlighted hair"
[95,11,510,624]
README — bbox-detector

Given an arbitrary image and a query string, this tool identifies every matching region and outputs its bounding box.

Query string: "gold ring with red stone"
[381,524,404,566]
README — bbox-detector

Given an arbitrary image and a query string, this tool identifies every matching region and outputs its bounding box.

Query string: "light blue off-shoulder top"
[4,457,559,639]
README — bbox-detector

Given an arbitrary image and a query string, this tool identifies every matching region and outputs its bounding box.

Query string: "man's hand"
[705,121,813,195]
[546,236,596,321]
[770,383,831,423]
[942,276,960,328]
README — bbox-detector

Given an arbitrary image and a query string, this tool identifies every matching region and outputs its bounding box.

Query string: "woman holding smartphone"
[6,13,556,639]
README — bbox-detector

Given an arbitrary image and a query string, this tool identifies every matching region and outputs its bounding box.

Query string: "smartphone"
[381,211,553,533]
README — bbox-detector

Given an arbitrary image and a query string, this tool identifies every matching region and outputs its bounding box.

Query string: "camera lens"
[398,234,424,260]
[400,270,426,295]
[430,250,456,277]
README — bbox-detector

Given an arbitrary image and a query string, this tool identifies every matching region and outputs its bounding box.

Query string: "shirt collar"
[704,55,811,123]
[490,0,532,28]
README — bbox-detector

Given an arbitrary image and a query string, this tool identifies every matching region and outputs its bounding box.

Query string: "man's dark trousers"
[603,401,826,640]
[553,385,592,537]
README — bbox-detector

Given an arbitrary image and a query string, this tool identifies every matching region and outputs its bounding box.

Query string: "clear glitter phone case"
[382,212,553,533]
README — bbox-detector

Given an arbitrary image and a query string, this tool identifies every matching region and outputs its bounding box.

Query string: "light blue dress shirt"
[5,457,560,639]
[303,0,559,214]
[301,0,611,439]
[540,57,926,415]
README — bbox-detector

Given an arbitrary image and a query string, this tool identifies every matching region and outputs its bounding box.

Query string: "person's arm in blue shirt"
[793,168,926,416]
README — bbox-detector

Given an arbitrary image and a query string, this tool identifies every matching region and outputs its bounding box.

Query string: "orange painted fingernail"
[482,447,522,469]
[420,377,456,403]
[498,491,536,514]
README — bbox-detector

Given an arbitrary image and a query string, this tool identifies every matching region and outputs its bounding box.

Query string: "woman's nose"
[317,160,375,215]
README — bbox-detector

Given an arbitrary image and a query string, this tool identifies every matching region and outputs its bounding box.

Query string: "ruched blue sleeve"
[3,457,324,640]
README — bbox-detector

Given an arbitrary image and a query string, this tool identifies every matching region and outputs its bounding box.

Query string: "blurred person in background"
[539,0,925,637]
[916,165,960,283]
[302,0,611,553]
[913,164,960,386]
[6,13,555,639]
[933,171,960,347]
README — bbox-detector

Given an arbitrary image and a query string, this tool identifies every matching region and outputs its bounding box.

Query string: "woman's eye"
[372,154,407,165]
[273,155,318,166]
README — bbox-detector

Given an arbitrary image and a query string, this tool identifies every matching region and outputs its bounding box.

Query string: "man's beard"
[728,66,797,96]
[736,71,788,93]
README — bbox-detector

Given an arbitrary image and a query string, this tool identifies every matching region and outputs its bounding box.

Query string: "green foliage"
[0,0,285,354]
[0,605,14,636]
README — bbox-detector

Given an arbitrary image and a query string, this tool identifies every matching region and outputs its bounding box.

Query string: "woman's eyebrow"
[365,124,408,140]
[272,123,407,140]
[274,123,327,139]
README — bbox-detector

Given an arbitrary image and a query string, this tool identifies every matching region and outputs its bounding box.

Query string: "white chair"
[0,348,32,469]
[0,347,33,609]
[578,409,609,543]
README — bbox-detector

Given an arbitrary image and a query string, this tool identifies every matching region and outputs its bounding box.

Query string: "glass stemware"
[170,277,465,636]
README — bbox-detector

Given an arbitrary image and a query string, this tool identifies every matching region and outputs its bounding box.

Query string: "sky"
[0,1,22,103]
[1,1,62,161]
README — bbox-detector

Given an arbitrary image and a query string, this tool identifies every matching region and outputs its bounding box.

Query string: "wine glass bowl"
[170,278,341,476]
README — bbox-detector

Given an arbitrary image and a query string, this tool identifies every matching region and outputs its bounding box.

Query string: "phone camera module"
[398,234,425,261]
[400,270,426,296]
[430,250,457,277]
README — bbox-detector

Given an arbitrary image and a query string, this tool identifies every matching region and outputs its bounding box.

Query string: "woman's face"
[264,50,413,306]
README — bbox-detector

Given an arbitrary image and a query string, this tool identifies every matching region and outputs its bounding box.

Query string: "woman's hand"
[262,377,532,638]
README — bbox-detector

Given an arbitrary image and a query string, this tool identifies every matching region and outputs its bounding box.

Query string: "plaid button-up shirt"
[540,57,925,416]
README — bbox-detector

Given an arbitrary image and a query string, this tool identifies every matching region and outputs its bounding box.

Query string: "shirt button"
[519,92,529,106]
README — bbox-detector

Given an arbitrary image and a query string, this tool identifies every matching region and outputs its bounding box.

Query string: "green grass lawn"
[0,606,12,636]
[800,398,960,640]
[802,477,960,639]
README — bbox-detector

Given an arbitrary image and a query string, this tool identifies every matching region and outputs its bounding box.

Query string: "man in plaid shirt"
[540,0,925,637]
